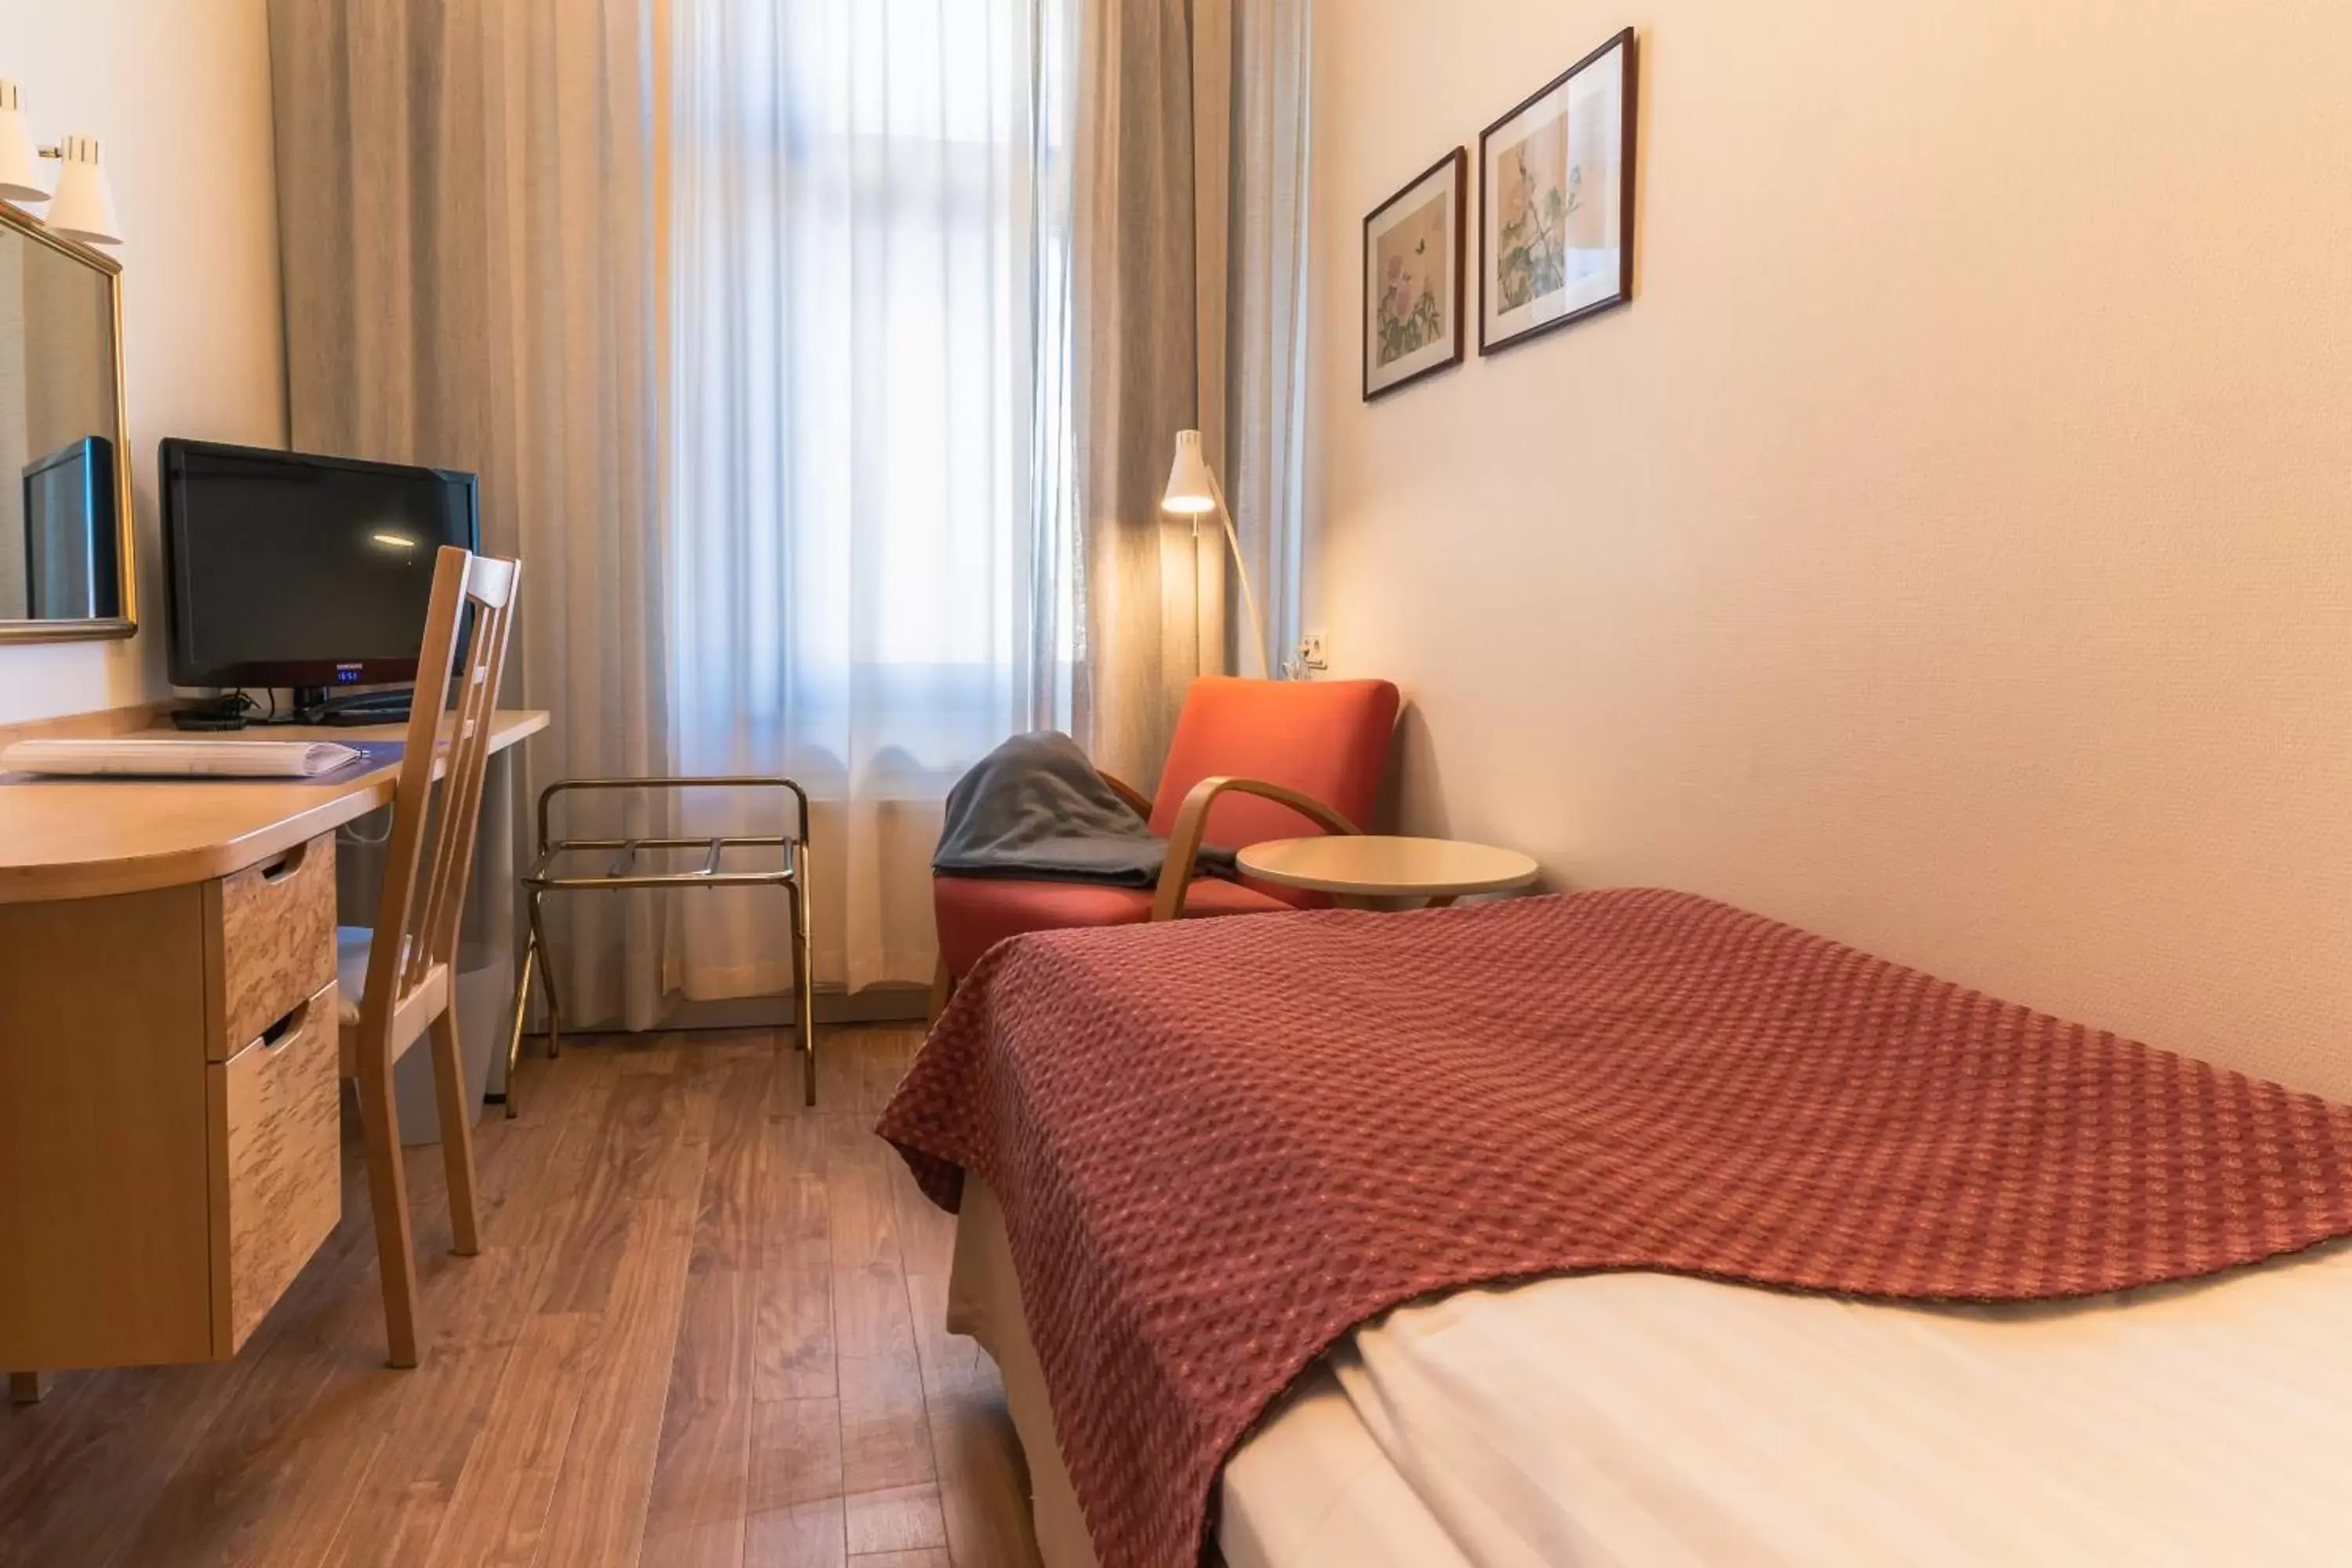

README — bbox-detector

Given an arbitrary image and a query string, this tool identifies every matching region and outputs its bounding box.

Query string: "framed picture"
[1479,27,1638,354]
[1363,148,1466,401]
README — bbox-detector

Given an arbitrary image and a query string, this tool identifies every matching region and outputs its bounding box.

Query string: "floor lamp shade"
[1161,429,1218,517]
[1160,428,1274,678]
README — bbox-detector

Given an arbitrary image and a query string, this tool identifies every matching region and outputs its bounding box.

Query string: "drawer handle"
[259,841,310,884]
[254,996,313,1054]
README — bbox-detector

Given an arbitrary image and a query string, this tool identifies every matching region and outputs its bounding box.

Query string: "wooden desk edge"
[0,709,550,906]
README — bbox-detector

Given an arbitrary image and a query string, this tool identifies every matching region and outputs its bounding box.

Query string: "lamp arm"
[1207,468,1275,679]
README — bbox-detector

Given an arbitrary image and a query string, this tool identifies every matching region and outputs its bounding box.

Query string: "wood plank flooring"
[0,1028,1042,1568]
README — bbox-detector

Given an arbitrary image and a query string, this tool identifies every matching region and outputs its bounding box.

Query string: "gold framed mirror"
[0,198,134,644]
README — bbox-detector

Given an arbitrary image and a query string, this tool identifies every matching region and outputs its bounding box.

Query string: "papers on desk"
[0,738,368,779]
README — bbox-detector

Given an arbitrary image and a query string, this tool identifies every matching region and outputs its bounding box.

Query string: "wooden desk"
[0,707,548,1374]
[0,710,550,903]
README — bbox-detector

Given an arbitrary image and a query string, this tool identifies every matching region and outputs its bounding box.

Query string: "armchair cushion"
[1148,677,1399,855]
[934,873,1294,979]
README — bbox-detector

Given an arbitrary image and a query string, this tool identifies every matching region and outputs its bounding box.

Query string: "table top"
[1236,834,1542,899]
[0,709,550,905]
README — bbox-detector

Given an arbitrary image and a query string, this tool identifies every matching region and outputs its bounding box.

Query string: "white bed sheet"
[951,1178,2352,1567]
[1271,1240,2352,1567]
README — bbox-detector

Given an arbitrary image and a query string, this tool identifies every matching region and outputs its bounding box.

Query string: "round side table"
[1236,835,1541,909]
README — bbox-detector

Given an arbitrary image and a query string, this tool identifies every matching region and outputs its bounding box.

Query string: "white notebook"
[0,738,365,779]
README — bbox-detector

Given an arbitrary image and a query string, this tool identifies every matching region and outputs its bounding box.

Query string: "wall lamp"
[0,79,122,246]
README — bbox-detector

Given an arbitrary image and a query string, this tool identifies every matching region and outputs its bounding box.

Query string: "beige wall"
[1309,2,2352,1097]
[0,0,285,722]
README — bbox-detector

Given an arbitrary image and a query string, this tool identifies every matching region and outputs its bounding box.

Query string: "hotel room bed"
[953,1175,2352,1567]
[880,888,2352,1568]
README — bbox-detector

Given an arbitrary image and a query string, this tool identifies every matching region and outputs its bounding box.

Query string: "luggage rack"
[505,776,815,1112]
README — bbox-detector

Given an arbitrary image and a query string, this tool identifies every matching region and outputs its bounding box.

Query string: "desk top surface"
[0,709,550,905]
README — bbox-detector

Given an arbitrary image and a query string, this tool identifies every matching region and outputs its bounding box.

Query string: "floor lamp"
[1160,429,1274,678]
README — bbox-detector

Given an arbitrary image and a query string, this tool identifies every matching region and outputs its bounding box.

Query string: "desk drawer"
[208,833,337,1062]
[209,980,342,1356]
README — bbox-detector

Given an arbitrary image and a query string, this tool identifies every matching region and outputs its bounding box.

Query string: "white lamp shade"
[1161,428,1218,515]
[45,135,118,245]
[0,82,45,203]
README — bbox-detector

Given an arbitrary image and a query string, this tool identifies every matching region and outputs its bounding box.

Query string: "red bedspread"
[877,888,2352,1568]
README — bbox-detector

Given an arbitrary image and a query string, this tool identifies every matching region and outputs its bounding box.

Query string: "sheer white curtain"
[1229,0,1315,677]
[666,0,1080,997]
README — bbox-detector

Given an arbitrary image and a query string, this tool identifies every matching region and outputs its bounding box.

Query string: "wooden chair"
[339,545,520,1368]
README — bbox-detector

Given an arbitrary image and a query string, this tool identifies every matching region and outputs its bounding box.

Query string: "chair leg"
[9,1372,46,1405]
[429,1009,484,1257]
[527,889,561,1058]
[792,873,816,1108]
[926,956,954,1029]
[352,1040,423,1369]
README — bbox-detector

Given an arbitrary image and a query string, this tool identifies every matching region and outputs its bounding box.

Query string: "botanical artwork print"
[1374,191,1450,368]
[1364,149,1465,399]
[1480,30,1634,353]
[1494,111,1570,314]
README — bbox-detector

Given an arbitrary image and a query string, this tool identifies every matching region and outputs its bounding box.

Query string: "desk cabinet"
[0,833,343,1368]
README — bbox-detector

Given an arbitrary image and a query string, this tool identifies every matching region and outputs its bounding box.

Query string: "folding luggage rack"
[506,775,815,1112]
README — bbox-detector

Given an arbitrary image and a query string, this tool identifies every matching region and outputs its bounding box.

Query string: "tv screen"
[162,439,480,689]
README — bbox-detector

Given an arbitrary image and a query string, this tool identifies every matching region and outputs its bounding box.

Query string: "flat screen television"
[162,439,481,694]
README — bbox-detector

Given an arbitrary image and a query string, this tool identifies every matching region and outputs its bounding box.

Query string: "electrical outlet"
[1298,630,1329,671]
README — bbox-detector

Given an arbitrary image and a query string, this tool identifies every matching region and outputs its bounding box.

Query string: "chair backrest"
[1146,675,1401,852]
[357,546,522,1024]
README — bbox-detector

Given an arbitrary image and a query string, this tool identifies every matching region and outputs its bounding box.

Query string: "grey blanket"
[933,731,1236,887]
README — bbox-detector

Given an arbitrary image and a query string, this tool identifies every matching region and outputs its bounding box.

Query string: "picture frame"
[1478,27,1638,355]
[1363,147,1467,401]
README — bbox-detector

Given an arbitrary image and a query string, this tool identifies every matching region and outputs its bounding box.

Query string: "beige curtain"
[268,0,1312,1017]
[269,0,673,1031]
[1073,0,1221,790]
[1073,0,1312,791]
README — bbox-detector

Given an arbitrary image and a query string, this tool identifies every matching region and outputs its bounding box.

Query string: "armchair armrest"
[1096,768,1153,821]
[1150,776,1362,922]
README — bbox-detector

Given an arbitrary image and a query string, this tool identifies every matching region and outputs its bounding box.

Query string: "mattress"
[950,1178,2352,1566]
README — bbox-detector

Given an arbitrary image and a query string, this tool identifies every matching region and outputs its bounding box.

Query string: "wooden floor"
[0,1028,1043,1568]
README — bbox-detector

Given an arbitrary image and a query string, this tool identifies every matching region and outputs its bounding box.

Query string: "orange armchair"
[930,676,1401,1014]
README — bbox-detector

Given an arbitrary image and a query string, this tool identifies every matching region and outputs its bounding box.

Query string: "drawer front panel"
[212,981,343,1355]
[212,833,337,1062]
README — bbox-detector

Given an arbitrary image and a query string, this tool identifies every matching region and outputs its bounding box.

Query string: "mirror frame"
[0,198,135,644]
